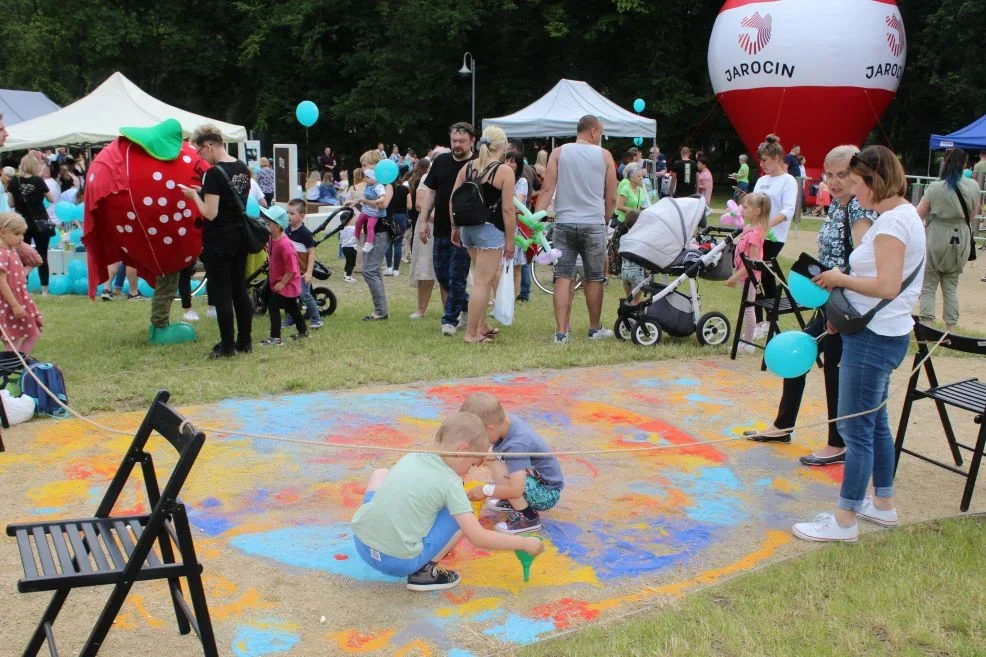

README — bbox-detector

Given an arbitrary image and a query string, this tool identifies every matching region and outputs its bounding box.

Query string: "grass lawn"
[520,516,986,657]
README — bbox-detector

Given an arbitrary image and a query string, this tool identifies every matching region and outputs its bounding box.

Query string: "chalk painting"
[2,359,842,655]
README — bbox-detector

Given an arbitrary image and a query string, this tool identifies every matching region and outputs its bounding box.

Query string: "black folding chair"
[730,255,813,370]
[5,390,217,657]
[894,322,986,512]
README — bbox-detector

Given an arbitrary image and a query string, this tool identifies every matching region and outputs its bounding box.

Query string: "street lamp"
[458,52,476,130]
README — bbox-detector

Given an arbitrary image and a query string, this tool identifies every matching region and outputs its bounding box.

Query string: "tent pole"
[926,150,931,177]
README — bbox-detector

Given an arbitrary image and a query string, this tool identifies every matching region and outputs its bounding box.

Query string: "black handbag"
[954,186,977,262]
[826,257,924,335]
[210,164,269,254]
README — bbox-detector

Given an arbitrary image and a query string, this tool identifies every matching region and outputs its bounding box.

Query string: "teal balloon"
[69,228,83,246]
[193,281,207,297]
[43,198,51,209]
[48,275,70,296]
[375,159,399,185]
[71,278,89,295]
[633,137,643,147]
[963,169,973,179]
[765,331,818,379]
[245,196,261,219]
[66,259,87,281]
[121,280,130,296]
[137,278,154,297]
[71,203,84,222]
[27,269,41,293]
[54,201,75,222]
[96,283,105,296]
[295,100,319,127]
[633,98,646,113]
[787,271,830,309]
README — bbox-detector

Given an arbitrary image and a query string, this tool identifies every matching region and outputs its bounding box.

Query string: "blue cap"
[260,205,289,230]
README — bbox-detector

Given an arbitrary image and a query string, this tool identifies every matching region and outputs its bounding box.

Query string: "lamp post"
[458,52,476,130]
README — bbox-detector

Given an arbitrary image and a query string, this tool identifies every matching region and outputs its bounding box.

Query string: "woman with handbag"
[793,146,925,543]
[182,125,254,359]
[8,154,58,295]
[915,148,978,332]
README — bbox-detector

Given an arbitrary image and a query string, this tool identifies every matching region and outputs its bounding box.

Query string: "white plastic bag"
[1,389,36,425]
[493,260,515,326]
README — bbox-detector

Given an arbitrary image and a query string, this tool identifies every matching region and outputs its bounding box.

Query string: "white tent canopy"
[0,72,246,152]
[482,79,656,139]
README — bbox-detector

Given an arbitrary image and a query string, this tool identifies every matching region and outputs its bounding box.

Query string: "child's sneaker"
[495,511,542,534]
[344,276,356,283]
[405,562,460,592]
[310,319,324,330]
[258,337,284,347]
[290,332,310,341]
[391,269,400,278]
[183,309,200,322]
[409,311,424,320]
[441,324,457,336]
[588,327,614,340]
[753,322,770,340]
[362,243,375,253]
[384,267,394,276]
[554,332,569,344]
[282,318,295,328]
[100,290,114,302]
[485,498,515,513]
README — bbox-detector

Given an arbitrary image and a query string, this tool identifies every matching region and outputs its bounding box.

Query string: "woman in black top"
[9,153,58,294]
[384,168,411,276]
[181,125,253,359]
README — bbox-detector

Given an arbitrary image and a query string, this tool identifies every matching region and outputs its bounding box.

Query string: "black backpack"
[451,161,501,228]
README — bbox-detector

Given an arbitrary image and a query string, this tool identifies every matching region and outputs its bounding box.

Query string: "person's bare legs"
[416,280,435,315]
[554,277,574,335]
[126,266,139,295]
[583,280,604,332]
[465,248,501,342]
[488,459,530,512]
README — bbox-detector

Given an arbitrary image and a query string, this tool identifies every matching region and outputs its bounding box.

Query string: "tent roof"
[1,72,246,152]
[0,89,60,125]
[482,79,656,139]
[929,114,986,151]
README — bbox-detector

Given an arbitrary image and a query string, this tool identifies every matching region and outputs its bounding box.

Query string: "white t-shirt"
[845,203,926,337]
[249,178,266,203]
[752,173,798,243]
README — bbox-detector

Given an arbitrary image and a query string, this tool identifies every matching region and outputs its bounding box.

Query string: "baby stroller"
[615,197,738,347]
[248,207,354,317]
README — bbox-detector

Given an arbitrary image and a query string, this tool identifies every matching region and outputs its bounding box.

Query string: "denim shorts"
[460,223,505,250]
[552,223,607,281]
[352,491,461,577]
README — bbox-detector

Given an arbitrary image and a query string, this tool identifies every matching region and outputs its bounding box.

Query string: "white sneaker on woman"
[409,312,424,320]
[857,497,898,527]
[384,267,393,276]
[792,513,858,543]
[206,307,217,319]
[183,310,200,322]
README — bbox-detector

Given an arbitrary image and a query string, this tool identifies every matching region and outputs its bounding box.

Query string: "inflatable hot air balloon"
[708,0,906,176]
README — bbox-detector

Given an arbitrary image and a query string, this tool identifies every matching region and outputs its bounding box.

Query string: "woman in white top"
[793,146,926,544]
[751,134,798,331]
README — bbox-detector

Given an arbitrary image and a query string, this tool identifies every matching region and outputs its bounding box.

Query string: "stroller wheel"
[631,320,662,347]
[311,287,337,317]
[614,317,637,342]
[697,311,731,346]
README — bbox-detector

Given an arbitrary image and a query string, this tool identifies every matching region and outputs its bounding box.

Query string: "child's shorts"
[621,259,648,288]
[352,491,461,577]
[524,474,561,511]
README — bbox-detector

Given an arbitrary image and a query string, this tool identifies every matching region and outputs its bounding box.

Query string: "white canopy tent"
[0,72,246,151]
[482,79,656,139]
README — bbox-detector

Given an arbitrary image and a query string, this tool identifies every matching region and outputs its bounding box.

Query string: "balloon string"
[0,321,953,460]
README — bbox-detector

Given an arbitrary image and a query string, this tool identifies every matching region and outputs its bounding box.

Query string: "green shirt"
[352,453,472,559]
[973,160,986,175]
[736,162,750,183]
[615,178,649,222]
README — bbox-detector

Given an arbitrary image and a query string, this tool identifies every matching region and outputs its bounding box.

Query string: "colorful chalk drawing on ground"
[3,359,842,655]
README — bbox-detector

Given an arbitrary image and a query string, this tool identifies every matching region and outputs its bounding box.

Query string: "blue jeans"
[836,329,910,512]
[732,181,749,202]
[299,278,320,323]
[520,263,531,300]
[385,214,408,270]
[113,263,127,289]
[433,236,470,326]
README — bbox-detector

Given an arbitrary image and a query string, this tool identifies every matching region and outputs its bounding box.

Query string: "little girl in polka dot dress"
[0,212,43,353]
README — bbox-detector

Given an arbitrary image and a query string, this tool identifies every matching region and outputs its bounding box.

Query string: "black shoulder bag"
[954,186,977,262]
[11,176,55,236]
[210,164,269,254]
[826,256,924,335]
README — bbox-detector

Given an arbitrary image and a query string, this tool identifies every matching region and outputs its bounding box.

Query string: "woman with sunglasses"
[793,145,925,543]
[746,146,875,467]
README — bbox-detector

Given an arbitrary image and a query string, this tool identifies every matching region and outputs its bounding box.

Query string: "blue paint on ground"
[232,624,299,657]
[189,512,232,536]
[755,477,773,487]
[200,497,222,508]
[448,650,478,657]
[543,520,590,560]
[483,615,556,644]
[686,393,728,405]
[670,377,700,386]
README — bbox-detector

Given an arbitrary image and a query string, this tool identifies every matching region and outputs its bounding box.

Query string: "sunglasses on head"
[850,153,878,170]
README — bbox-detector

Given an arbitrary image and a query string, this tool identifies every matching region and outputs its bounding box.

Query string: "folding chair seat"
[5,390,217,657]
[894,321,986,512]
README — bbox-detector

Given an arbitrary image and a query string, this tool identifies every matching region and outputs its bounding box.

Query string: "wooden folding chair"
[5,390,217,656]
[730,255,812,370]
[894,321,986,512]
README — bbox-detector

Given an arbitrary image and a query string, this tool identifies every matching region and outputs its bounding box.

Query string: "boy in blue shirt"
[352,412,543,591]
[461,392,565,534]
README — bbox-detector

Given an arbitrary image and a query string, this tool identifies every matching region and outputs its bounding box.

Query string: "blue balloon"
[375,159,399,185]
[96,283,105,296]
[43,198,51,209]
[633,137,643,147]
[765,331,818,379]
[137,279,155,297]
[71,278,89,295]
[963,169,973,179]
[66,259,87,281]
[69,228,83,246]
[633,98,646,113]
[295,100,319,127]
[121,279,130,296]
[71,203,84,222]
[245,196,261,219]
[48,275,70,296]
[27,269,41,293]
[193,281,207,297]
[54,201,75,222]
[787,271,830,309]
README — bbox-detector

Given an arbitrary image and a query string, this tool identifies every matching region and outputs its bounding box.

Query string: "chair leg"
[959,423,986,513]
[78,581,138,657]
[23,588,70,657]
[935,401,964,467]
[730,283,747,360]
[894,394,916,473]
[172,507,218,657]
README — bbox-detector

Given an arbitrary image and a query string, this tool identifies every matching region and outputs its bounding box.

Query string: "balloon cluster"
[721,199,745,228]
[512,199,561,265]
[54,201,84,224]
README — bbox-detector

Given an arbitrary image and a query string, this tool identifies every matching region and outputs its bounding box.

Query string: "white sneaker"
[441,324,457,336]
[384,267,393,276]
[362,243,374,253]
[409,312,424,320]
[792,513,858,543]
[738,343,757,355]
[344,276,356,283]
[182,309,200,322]
[753,322,770,340]
[588,327,614,340]
[206,307,217,319]
[391,269,400,278]
[857,497,898,527]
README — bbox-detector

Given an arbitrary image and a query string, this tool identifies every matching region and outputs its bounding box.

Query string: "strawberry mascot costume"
[84,119,210,345]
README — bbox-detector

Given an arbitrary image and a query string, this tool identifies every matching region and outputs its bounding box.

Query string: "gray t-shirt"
[492,415,565,491]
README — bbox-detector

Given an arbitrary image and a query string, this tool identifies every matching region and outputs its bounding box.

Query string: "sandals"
[484,328,500,337]
[464,336,494,345]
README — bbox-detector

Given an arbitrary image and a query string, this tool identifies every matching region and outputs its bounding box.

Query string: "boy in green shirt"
[352,412,544,591]
[729,154,750,201]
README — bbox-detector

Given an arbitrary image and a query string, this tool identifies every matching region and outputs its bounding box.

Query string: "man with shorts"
[536,115,617,343]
